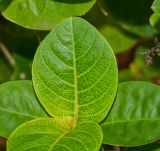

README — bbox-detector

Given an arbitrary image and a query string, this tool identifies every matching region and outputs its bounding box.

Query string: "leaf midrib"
[49,130,69,151]
[71,18,78,128]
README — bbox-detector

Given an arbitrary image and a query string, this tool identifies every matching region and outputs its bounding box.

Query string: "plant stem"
[114,146,121,151]
[0,41,15,68]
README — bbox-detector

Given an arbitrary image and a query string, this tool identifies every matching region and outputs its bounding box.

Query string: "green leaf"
[11,54,32,80]
[101,81,160,146]
[99,147,105,151]
[99,0,153,25]
[150,0,160,31]
[150,13,160,31]
[0,58,12,83]
[0,80,48,138]
[2,0,95,30]
[32,17,118,125]
[121,23,158,37]
[0,0,12,11]
[151,0,160,14]
[98,25,136,53]
[7,118,103,151]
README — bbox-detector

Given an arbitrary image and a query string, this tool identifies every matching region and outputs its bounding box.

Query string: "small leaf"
[0,80,48,137]
[150,13,160,31]
[7,118,103,151]
[101,81,160,146]
[150,0,160,31]
[2,0,95,30]
[32,17,118,124]
[151,0,160,14]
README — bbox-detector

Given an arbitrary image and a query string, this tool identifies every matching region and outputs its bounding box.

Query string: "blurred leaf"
[99,147,105,151]
[118,69,134,82]
[127,143,160,151]
[121,23,158,37]
[0,22,41,58]
[101,81,160,146]
[151,0,160,14]
[11,54,32,80]
[0,80,48,138]
[150,0,160,31]
[7,119,102,151]
[98,25,136,53]
[100,0,154,25]
[2,0,96,30]
[150,13,160,31]
[0,0,12,11]
[0,58,11,83]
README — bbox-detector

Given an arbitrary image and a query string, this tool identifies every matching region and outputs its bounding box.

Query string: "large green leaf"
[0,80,48,138]
[101,81,160,146]
[32,17,118,126]
[7,118,102,151]
[2,0,95,30]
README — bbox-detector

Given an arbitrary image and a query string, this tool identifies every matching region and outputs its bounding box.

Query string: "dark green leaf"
[101,81,160,146]
[0,80,48,137]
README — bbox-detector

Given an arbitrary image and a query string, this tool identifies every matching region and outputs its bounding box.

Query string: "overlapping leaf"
[2,0,95,30]
[101,81,160,146]
[0,80,48,137]
[7,118,102,151]
[150,0,160,31]
[32,17,118,124]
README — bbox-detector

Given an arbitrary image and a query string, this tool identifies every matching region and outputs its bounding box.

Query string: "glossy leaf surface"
[2,0,95,30]
[0,80,48,137]
[101,81,160,146]
[32,17,118,124]
[7,118,102,151]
